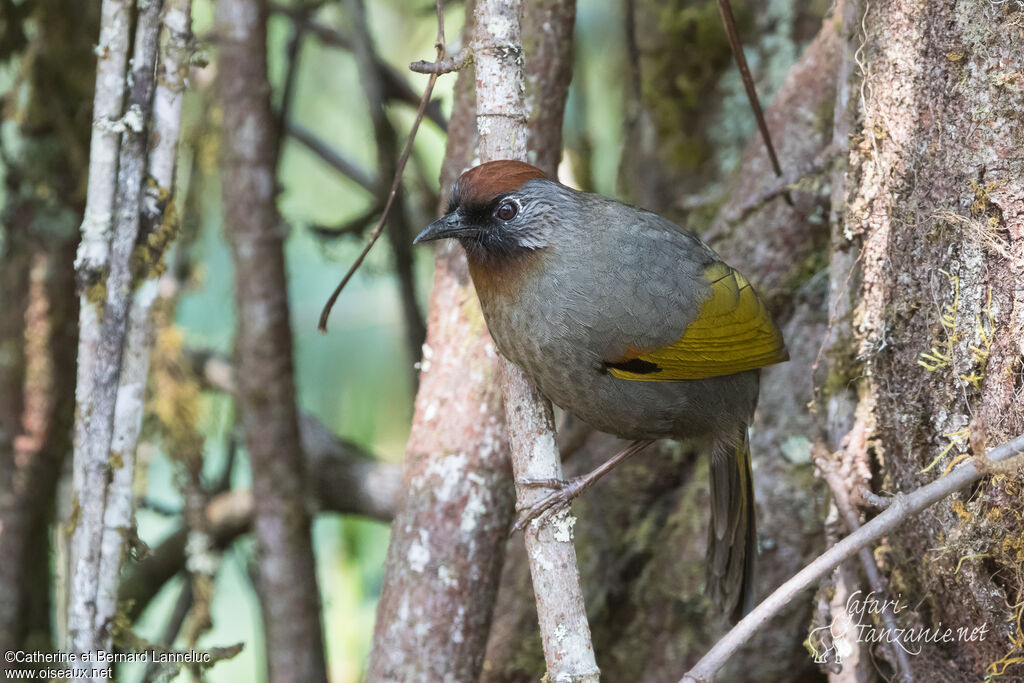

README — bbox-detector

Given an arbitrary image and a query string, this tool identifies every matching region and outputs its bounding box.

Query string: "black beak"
[413,212,475,244]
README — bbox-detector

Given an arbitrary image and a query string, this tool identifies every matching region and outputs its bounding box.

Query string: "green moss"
[84,274,108,309]
[131,181,180,284]
[640,0,753,171]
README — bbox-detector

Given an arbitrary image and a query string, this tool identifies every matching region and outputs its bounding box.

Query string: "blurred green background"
[124,1,633,681]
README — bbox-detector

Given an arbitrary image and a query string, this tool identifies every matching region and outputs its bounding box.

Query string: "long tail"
[706,428,757,622]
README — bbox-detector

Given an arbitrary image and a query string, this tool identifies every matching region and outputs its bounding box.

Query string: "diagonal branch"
[682,433,1024,683]
[317,0,455,332]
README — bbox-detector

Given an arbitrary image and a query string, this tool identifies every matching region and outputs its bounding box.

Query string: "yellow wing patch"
[607,263,788,381]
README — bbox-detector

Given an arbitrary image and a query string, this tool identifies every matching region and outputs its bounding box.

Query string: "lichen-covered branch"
[474,0,599,680]
[67,0,164,664]
[214,0,327,680]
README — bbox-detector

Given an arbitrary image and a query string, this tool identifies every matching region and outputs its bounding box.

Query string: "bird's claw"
[510,477,585,536]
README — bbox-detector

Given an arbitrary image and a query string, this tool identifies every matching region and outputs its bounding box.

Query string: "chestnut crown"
[413,161,563,259]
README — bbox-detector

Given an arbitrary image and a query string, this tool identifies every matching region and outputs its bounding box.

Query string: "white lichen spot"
[530,545,554,572]
[554,622,569,642]
[460,486,487,533]
[408,529,431,573]
[425,451,469,501]
[122,104,145,133]
[398,595,411,623]
[438,564,457,589]
[486,15,514,41]
[550,508,577,543]
[451,605,466,644]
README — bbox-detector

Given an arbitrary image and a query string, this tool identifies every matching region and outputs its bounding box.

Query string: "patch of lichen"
[83,273,108,322]
[639,0,754,171]
[131,180,180,284]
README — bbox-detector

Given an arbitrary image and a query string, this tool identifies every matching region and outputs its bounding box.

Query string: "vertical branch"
[474,1,598,680]
[214,0,328,681]
[92,0,166,643]
[367,4,519,681]
[66,0,164,662]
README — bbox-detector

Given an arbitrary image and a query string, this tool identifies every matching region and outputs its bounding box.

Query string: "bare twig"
[409,48,469,74]
[714,0,789,201]
[473,0,598,679]
[317,0,457,333]
[682,433,1024,683]
[345,0,427,376]
[309,203,383,239]
[860,486,893,509]
[121,414,400,623]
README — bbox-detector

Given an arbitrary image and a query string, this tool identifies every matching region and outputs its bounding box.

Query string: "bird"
[413,160,788,619]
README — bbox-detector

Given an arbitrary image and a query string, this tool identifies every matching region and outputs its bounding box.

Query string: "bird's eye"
[495,201,519,221]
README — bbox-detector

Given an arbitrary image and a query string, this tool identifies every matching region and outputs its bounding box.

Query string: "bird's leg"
[511,439,655,534]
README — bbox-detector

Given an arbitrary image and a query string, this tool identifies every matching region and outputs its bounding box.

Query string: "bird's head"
[413,160,563,262]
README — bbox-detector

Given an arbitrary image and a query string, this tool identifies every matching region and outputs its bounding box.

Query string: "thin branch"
[317,0,455,333]
[268,2,447,130]
[345,0,427,383]
[121,415,400,622]
[309,203,383,240]
[682,433,1024,683]
[68,0,163,663]
[409,48,469,74]
[714,0,789,203]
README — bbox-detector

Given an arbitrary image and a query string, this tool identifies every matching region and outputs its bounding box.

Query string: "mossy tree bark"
[823,1,1024,679]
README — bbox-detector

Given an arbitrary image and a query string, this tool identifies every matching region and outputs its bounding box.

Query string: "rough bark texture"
[215,1,328,681]
[827,0,1024,679]
[366,13,517,673]
[66,0,166,665]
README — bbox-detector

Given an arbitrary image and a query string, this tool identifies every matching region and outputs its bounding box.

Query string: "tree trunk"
[825,0,1024,679]
[216,1,328,681]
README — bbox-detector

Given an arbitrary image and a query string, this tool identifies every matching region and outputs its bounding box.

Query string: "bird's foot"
[510,476,588,535]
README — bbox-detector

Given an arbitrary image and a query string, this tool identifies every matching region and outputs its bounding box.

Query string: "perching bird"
[413,160,788,619]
